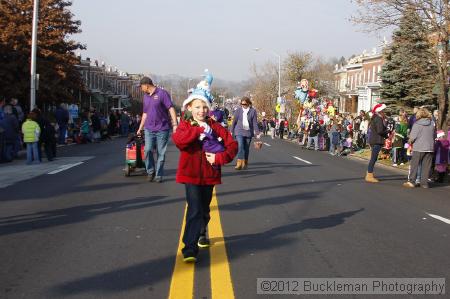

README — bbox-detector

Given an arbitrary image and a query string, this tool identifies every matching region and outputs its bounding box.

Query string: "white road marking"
[426,213,450,225]
[47,162,84,174]
[263,143,271,147]
[293,156,312,165]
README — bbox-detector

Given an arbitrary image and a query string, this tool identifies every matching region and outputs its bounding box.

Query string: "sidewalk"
[0,156,95,188]
[1,135,120,166]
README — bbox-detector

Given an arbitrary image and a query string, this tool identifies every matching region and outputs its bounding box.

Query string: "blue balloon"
[295,88,308,103]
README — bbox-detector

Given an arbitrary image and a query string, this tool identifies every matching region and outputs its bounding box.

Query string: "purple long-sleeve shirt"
[231,107,260,138]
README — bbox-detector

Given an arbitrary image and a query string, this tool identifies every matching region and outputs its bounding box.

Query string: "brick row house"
[334,44,386,114]
[75,57,145,114]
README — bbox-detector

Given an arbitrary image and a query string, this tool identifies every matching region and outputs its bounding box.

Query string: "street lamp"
[186,78,193,93]
[219,95,225,108]
[254,47,281,108]
[30,0,40,111]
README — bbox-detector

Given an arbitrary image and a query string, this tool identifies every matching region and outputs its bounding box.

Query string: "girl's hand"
[199,122,212,134]
[205,152,216,165]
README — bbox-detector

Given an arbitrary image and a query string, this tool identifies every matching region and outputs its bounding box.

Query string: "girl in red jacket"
[172,74,237,262]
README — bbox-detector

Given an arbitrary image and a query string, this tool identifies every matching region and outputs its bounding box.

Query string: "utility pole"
[30,0,39,111]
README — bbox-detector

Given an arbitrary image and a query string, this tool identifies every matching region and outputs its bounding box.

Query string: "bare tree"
[249,61,280,118]
[352,0,449,129]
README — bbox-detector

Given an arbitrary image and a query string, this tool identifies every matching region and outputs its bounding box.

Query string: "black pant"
[182,184,214,256]
[44,141,57,161]
[38,141,43,162]
[409,152,433,186]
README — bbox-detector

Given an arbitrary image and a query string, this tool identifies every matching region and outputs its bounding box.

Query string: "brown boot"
[242,160,248,170]
[235,159,243,170]
[365,172,379,183]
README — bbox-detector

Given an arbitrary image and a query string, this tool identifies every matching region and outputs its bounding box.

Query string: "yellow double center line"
[168,189,235,299]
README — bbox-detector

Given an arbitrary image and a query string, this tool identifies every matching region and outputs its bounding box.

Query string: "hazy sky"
[71,0,386,81]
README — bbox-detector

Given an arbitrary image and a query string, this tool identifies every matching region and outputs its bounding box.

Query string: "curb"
[281,137,410,174]
[347,153,409,174]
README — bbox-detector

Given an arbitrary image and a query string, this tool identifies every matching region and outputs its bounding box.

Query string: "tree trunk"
[440,1,450,132]
[436,28,449,131]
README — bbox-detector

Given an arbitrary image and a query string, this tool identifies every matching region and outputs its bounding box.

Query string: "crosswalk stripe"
[168,205,195,299]
[209,189,235,299]
[47,162,84,174]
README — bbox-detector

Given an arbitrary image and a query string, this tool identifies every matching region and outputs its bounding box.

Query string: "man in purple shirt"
[137,77,178,183]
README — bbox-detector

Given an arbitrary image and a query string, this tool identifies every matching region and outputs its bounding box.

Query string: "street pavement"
[0,136,449,299]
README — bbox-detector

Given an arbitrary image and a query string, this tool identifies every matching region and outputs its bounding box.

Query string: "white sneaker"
[400,163,405,165]
[392,164,398,167]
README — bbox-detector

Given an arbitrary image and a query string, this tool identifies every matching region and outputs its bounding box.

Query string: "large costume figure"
[294,79,309,104]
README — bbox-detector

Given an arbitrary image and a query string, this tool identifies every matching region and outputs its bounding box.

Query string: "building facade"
[334,45,386,114]
[75,58,144,115]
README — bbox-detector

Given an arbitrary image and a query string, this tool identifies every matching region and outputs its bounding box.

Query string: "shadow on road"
[0,196,180,236]
[48,209,363,297]
[217,191,320,212]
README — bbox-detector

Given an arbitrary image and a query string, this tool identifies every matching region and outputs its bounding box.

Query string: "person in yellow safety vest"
[22,112,41,164]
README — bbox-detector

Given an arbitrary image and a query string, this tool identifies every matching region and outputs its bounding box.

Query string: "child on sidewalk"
[21,112,41,164]
[434,130,449,183]
[172,72,237,263]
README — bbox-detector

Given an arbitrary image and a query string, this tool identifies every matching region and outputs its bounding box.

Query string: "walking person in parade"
[172,73,237,262]
[365,103,388,183]
[136,76,178,183]
[231,96,261,170]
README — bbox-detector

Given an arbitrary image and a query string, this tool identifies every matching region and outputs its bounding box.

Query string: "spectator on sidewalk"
[407,106,419,132]
[231,96,261,170]
[11,98,24,124]
[91,109,101,142]
[403,108,435,188]
[329,122,341,156]
[32,108,45,162]
[120,110,130,137]
[0,105,19,162]
[434,130,449,183]
[366,103,388,183]
[306,119,320,150]
[0,97,5,121]
[359,112,370,149]
[39,114,57,162]
[279,118,285,139]
[108,109,118,136]
[55,103,69,145]
[22,112,41,164]
[136,76,178,183]
[392,115,408,166]
[80,115,91,143]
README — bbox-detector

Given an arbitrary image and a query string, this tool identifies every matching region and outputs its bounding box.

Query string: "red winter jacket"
[172,119,238,185]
